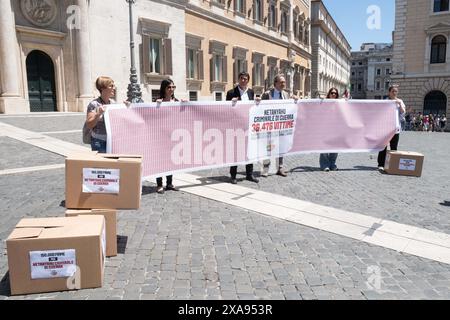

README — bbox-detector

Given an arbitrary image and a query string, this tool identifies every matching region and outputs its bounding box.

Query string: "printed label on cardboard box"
[30,249,77,279]
[399,158,416,171]
[82,168,120,193]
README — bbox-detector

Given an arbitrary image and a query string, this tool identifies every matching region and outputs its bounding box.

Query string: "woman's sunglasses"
[167,86,177,89]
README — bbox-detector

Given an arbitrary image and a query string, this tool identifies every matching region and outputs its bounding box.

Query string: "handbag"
[82,122,92,144]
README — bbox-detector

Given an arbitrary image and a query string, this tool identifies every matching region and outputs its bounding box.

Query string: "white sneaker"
[378,166,384,171]
[324,167,330,172]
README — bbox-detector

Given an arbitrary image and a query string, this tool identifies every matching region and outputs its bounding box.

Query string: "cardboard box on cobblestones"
[384,151,424,177]
[6,216,105,296]
[65,152,142,209]
[66,209,117,257]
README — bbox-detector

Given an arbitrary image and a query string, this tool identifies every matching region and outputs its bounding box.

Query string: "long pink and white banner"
[105,100,398,178]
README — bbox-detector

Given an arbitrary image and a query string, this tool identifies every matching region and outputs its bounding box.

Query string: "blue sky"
[322,0,395,51]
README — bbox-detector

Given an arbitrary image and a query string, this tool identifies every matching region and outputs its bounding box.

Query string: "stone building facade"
[184,0,312,101]
[0,0,187,113]
[392,0,450,116]
[350,43,393,100]
[310,0,351,98]
[0,0,313,114]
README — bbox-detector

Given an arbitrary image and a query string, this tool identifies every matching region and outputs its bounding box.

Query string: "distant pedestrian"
[441,115,447,131]
[423,115,430,132]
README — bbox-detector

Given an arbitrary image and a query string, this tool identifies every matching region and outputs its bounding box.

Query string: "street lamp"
[126,0,143,103]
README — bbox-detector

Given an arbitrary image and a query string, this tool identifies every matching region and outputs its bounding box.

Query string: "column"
[0,0,28,113]
[300,67,305,96]
[0,0,20,97]
[76,0,94,111]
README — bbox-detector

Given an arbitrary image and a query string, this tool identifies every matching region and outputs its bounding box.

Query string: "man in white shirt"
[260,74,291,177]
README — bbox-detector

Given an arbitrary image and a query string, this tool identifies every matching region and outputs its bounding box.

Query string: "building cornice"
[185,4,312,59]
[312,20,351,57]
[391,72,450,79]
[425,22,450,35]
[16,25,66,40]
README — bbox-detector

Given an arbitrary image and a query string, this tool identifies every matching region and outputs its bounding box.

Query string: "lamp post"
[126,0,143,103]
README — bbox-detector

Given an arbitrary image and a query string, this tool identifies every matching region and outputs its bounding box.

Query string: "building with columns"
[350,43,393,100]
[0,0,186,113]
[0,0,313,114]
[310,0,351,98]
[392,0,450,116]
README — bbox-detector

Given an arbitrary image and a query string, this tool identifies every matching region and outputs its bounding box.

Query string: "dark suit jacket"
[226,86,255,101]
[261,89,290,100]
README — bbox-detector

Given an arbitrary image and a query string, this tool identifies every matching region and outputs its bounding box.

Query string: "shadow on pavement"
[117,235,128,254]
[439,201,450,207]
[291,165,378,172]
[290,166,322,172]
[0,272,11,297]
[141,185,157,195]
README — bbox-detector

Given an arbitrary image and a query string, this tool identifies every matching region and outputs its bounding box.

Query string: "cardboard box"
[384,151,424,177]
[6,216,105,295]
[65,152,142,209]
[66,209,117,257]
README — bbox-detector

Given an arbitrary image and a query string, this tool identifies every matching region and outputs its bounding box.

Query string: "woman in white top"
[377,85,406,171]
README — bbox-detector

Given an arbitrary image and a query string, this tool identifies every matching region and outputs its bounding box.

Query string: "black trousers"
[378,133,400,167]
[156,175,172,187]
[230,164,253,178]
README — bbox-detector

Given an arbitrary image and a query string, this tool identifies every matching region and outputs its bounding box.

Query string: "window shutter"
[198,50,204,80]
[276,8,278,30]
[253,0,256,20]
[261,64,265,86]
[186,48,190,78]
[143,36,150,74]
[233,60,237,84]
[222,56,228,83]
[243,60,248,73]
[210,57,214,82]
[252,66,256,86]
[163,38,173,75]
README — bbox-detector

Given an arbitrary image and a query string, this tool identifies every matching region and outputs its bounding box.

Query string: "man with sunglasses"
[260,74,291,177]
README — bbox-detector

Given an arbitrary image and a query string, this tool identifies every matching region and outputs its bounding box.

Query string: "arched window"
[424,91,447,115]
[430,35,447,64]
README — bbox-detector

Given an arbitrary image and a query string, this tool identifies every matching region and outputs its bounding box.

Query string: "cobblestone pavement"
[1,114,450,300]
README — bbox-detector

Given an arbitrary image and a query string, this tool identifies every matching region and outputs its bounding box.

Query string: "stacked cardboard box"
[66,209,117,257]
[6,152,143,296]
[7,216,105,295]
[65,153,143,209]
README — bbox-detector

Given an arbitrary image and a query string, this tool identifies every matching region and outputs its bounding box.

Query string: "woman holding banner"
[85,76,116,153]
[377,85,406,171]
[319,88,340,172]
[154,79,180,194]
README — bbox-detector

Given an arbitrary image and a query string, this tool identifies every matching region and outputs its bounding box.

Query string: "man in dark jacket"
[226,71,259,184]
